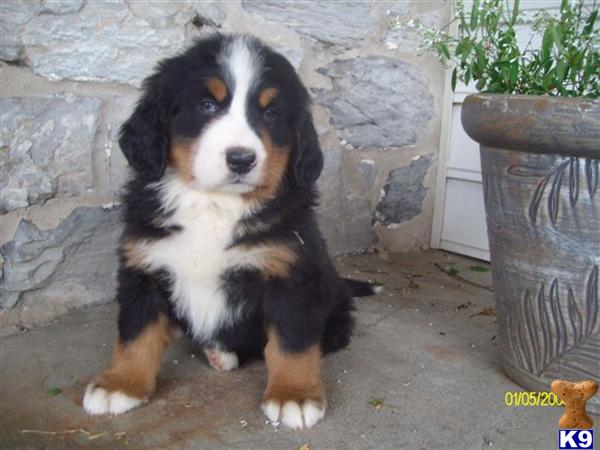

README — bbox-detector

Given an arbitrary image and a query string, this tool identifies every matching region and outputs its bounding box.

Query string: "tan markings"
[234,218,272,238]
[263,327,325,405]
[205,78,228,102]
[259,244,297,278]
[232,243,297,278]
[244,130,289,202]
[121,239,151,271]
[169,138,195,183]
[258,87,279,108]
[90,314,173,399]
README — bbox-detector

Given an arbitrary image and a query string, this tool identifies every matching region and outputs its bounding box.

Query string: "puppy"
[83,34,377,430]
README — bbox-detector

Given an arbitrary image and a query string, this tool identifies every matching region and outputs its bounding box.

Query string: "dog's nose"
[226,147,256,174]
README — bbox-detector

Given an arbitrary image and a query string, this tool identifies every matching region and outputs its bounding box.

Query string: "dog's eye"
[263,106,278,121]
[198,98,217,114]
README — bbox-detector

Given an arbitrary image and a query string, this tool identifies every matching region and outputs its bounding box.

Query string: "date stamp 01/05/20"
[504,391,564,407]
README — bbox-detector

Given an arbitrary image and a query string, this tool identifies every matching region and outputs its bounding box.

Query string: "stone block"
[0,0,41,61]
[375,155,432,225]
[9,1,225,86]
[1,94,101,212]
[316,57,434,149]
[317,148,375,254]
[242,1,377,47]
[0,206,122,310]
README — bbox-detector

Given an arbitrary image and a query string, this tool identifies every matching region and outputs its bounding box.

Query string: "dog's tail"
[343,278,382,297]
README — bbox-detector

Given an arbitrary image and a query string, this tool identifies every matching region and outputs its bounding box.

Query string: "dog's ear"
[119,74,169,181]
[290,111,324,187]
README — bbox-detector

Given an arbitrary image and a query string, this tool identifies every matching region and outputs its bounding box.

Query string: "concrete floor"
[1,250,592,450]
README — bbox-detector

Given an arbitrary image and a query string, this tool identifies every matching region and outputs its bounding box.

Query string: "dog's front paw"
[261,395,326,429]
[82,365,151,416]
[83,384,145,415]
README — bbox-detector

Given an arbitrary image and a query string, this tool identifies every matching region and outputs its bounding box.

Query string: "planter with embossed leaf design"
[461,94,600,413]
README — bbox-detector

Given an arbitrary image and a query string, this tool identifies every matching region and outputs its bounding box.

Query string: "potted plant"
[401,0,600,412]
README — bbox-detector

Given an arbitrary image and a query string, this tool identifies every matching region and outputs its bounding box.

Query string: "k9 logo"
[559,429,594,449]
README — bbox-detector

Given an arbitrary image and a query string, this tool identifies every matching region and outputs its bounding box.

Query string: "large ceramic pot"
[461,94,600,413]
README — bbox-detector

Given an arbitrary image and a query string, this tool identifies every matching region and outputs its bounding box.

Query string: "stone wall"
[0,0,450,332]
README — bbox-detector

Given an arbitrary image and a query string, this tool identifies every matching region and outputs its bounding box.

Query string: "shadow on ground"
[1,250,584,449]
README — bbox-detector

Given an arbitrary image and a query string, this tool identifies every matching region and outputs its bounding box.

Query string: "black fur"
[115,34,375,362]
[119,73,169,182]
[291,112,324,187]
[344,278,381,297]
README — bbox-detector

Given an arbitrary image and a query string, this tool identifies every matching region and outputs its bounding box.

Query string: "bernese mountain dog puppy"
[83,34,377,430]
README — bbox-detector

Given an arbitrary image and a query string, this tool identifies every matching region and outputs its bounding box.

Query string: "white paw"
[261,399,325,430]
[203,348,239,371]
[83,384,145,415]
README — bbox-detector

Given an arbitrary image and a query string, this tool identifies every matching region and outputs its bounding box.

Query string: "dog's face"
[119,34,323,198]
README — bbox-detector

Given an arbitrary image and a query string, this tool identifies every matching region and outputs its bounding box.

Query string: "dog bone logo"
[551,379,598,429]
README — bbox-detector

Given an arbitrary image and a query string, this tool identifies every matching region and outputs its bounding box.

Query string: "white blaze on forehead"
[193,36,266,191]
[224,36,261,119]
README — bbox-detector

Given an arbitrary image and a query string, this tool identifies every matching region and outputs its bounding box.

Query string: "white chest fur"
[140,177,253,341]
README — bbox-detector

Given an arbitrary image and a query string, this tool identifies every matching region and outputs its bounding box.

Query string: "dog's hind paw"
[203,348,239,371]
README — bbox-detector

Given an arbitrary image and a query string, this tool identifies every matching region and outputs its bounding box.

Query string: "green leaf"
[475,79,485,90]
[502,66,513,89]
[47,388,62,397]
[583,10,598,35]
[543,70,556,91]
[439,43,451,60]
[475,44,486,72]
[461,40,473,64]
[572,51,585,68]
[445,266,460,276]
[458,5,469,31]
[451,67,457,91]
[369,399,384,409]
[470,0,480,31]
[469,265,490,273]
[551,24,564,52]
[582,54,595,82]
[487,81,504,93]
[556,60,567,83]
[511,0,520,25]
[541,27,553,64]
[509,62,518,85]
